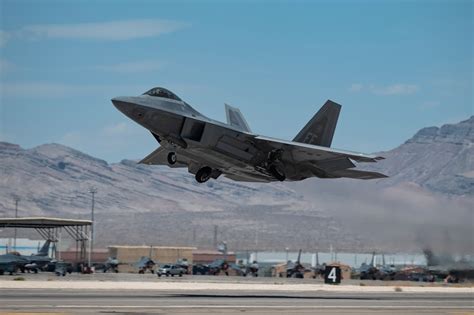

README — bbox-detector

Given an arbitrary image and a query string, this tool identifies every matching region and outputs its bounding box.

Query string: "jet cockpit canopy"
[143,87,182,101]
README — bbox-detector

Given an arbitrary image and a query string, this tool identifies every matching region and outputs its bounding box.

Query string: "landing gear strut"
[267,149,286,181]
[268,164,286,181]
[195,167,212,183]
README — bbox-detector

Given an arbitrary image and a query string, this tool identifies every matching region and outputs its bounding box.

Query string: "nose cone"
[111,97,136,116]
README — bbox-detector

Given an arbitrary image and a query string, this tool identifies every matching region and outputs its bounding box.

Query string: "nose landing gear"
[167,152,177,165]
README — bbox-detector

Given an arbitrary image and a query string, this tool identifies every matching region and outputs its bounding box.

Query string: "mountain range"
[0,116,472,253]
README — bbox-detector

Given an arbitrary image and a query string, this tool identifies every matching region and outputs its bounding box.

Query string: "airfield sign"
[324,266,341,284]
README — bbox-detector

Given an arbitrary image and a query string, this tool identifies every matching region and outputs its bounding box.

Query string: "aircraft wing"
[254,135,387,179]
[139,147,187,168]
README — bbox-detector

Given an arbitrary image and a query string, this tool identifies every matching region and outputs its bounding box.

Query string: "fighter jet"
[423,248,474,282]
[286,249,307,278]
[23,240,53,272]
[136,256,156,274]
[0,240,52,274]
[0,254,27,275]
[112,87,387,183]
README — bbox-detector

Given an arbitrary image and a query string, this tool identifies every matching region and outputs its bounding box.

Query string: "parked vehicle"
[157,264,186,277]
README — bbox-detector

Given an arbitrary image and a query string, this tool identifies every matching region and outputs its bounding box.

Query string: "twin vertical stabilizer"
[293,100,341,148]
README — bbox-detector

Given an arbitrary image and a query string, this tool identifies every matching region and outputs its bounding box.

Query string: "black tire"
[195,167,212,183]
[158,274,162,277]
[269,165,286,181]
[167,152,177,165]
[179,273,183,277]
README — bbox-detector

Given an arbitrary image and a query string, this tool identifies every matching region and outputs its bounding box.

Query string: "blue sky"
[0,0,472,162]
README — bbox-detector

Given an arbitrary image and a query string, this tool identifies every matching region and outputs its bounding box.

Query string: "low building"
[59,249,109,265]
[192,249,236,264]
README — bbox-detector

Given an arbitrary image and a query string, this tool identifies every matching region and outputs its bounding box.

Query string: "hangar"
[0,217,92,264]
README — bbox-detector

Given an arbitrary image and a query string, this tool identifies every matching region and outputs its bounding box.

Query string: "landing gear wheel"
[167,152,177,165]
[269,165,286,181]
[195,167,212,183]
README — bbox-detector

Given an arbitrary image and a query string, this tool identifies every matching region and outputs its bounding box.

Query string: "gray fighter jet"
[0,240,51,275]
[112,87,387,183]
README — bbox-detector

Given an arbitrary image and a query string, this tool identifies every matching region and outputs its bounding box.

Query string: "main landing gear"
[267,149,286,181]
[195,167,212,183]
[268,164,286,181]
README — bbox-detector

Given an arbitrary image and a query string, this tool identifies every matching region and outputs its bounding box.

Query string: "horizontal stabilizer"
[330,169,388,180]
[316,157,356,172]
[293,100,341,147]
[225,103,251,132]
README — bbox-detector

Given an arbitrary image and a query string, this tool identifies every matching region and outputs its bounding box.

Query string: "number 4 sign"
[324,266,341,284]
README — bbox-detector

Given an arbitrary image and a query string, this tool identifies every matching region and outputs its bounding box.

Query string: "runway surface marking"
[2,305,473,309]
[1,280,472,293]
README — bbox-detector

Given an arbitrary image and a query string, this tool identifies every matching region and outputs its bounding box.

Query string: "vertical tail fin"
[225,103,251,132]
[293,100,341,147]
[296,249,302,263]
[37,240,51,256]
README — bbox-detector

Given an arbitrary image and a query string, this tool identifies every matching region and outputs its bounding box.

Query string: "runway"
[0,289,472,314]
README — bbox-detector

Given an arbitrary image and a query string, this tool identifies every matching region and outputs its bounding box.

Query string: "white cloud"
[418,100,440,110]
[60,131,83,146]
[0,30,10,47]
[1,19,186,45]
[95,60,162,73]
[1,82,148,99]
[370,83,419,95]
[102,122,140,136]
[348,83,363,92]
[348,83,420,95]
[0,58,15,73]
[1,82,91,98]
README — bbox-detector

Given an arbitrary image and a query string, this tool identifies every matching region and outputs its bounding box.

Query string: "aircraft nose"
[111,97,135,115]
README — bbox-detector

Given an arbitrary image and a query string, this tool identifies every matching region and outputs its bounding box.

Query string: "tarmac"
[0,274,472,314]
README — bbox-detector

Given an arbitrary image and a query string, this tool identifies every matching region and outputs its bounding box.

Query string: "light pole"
[13,196,20,251]
[89,187,97,267]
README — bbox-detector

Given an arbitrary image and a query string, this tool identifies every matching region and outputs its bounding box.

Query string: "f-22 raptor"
[112,87,386,183]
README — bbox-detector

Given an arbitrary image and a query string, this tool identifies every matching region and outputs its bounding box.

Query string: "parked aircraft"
[103,257,119,273]
[136,256,156,274]
[0,253,27,275]
[23,240,53,272]
[0,240,52,274]
[423,248,474,282]
[112,87,387,183]
[286,249,307,278]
